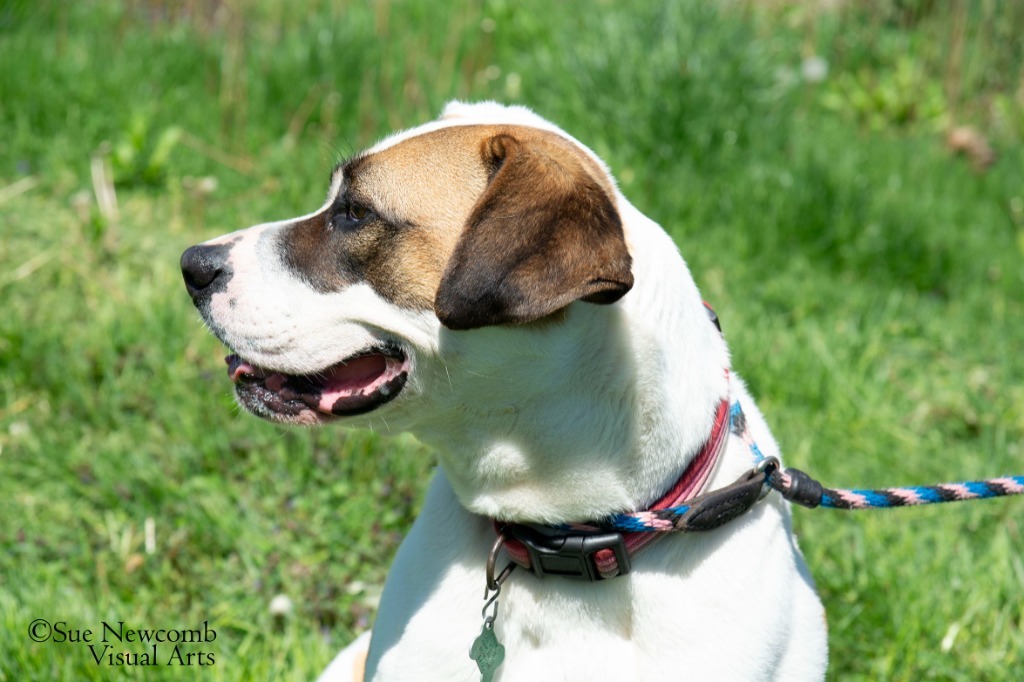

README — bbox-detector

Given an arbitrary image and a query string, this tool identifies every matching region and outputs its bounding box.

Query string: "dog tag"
[469,623,505,682]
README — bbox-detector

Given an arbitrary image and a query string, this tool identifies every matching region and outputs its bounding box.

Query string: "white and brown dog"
[181,102,828,681]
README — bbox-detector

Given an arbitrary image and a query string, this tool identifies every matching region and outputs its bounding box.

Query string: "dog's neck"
[412,202,731,524]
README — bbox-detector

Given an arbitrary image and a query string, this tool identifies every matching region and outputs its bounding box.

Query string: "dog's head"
[181,102,634,428]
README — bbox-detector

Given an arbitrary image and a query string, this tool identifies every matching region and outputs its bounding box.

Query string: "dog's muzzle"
[179,242,412,424]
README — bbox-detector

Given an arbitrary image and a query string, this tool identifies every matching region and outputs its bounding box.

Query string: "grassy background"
[2,0,1023,679]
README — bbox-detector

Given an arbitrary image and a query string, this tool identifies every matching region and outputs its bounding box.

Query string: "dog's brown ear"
[434,130,633,330]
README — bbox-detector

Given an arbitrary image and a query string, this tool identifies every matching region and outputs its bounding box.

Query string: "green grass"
[1,1,1023,679]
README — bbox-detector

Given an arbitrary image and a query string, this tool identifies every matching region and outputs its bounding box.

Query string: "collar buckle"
[507,525,631,581]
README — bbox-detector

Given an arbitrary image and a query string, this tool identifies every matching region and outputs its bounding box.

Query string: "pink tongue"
[227,354,385,388]
[226,353,393,413]
[316,354,388,411]
[227,356,259,382]
[323,354,387,392]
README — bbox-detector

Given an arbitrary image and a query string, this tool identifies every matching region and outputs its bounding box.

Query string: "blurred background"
[1,1,1022,679]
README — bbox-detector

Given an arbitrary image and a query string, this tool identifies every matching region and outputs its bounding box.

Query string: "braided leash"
[768,466,1024,510]
[587,400,1024,534]
[737,400,1024,510]
[735,400,1024,511]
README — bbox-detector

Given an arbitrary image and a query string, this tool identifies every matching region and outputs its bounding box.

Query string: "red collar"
[495,396,731,580]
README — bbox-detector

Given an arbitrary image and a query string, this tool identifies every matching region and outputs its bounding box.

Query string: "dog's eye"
[346,203,369,223]
[331,201,372,231]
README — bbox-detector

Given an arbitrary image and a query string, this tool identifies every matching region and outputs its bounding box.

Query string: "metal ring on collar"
[486,531,516,592]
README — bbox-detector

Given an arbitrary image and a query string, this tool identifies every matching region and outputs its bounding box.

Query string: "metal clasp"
[754,455,781,499]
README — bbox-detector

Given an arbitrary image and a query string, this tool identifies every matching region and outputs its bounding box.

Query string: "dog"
[181,101,828,681]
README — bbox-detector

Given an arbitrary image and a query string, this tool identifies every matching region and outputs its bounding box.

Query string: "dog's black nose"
[181,243,232,301]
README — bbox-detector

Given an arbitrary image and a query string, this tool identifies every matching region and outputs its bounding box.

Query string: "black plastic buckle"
[508,525,631,581]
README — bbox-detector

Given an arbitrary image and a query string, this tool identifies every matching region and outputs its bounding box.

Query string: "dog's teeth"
[379,385,391,396]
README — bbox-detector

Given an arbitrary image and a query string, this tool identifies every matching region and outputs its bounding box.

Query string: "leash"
[591,399,1024,536]
[747,412,1024,512]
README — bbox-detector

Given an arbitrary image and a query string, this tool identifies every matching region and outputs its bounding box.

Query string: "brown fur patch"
[434,129,633,329]
[278,124,632,324]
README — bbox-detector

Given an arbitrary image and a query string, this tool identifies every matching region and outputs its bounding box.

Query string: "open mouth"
[226,344,409,422]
